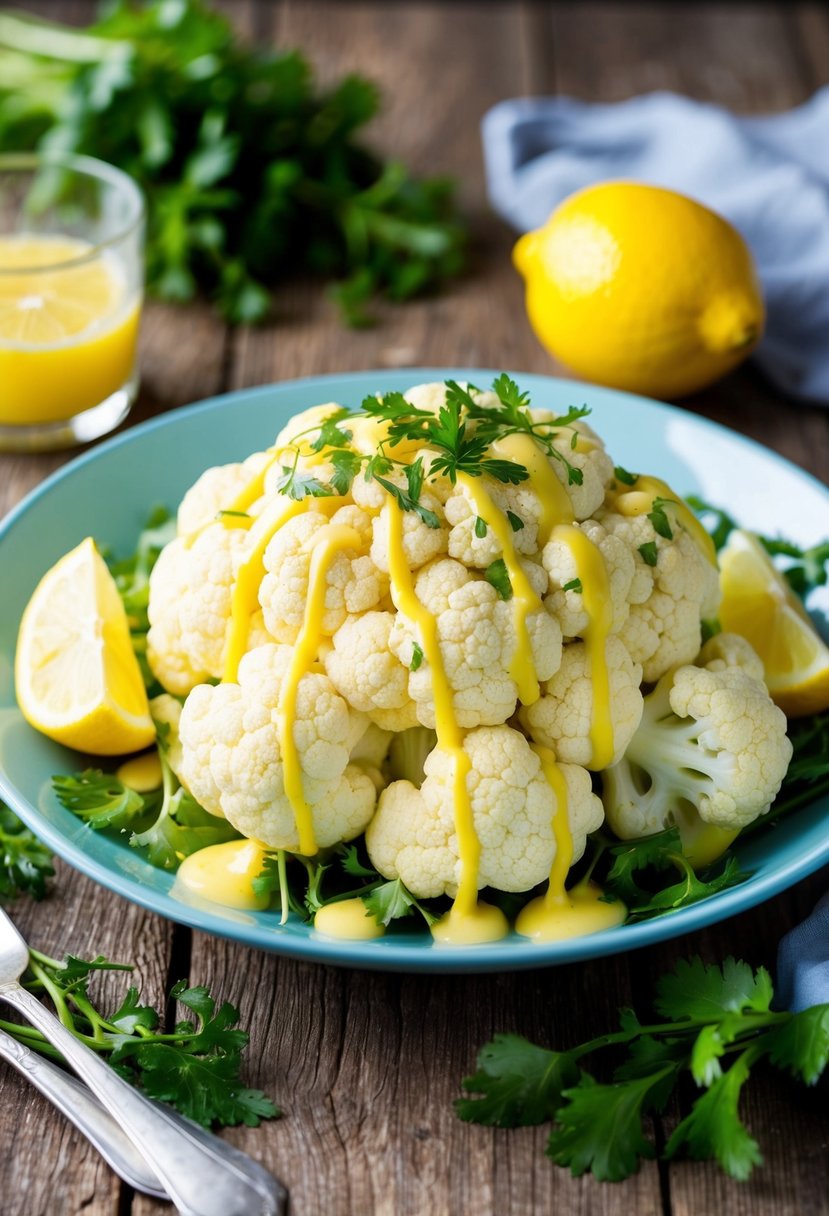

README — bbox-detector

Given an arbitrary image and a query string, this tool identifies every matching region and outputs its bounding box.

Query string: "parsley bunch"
[1,949,278,1128]
[458,957,829,1182]
[0,0,465,325]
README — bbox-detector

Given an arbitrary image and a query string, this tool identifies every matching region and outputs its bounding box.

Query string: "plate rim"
[2,366,828,973]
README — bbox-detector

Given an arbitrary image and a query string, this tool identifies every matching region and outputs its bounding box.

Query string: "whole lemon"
[513,181,764,399]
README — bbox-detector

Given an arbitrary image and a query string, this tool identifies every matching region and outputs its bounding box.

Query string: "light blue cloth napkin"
[481,88,829,405]
[777,892,829,1011]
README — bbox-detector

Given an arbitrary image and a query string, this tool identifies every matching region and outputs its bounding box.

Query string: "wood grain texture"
[1,2,829,1214]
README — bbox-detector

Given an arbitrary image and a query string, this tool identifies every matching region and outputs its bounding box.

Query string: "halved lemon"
[719,529,829,716]
[15,537,155,754]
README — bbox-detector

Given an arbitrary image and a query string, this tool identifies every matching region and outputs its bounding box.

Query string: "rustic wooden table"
[3,2,829,1213]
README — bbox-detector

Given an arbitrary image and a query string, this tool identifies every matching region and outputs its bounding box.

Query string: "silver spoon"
[0,906,286,1216]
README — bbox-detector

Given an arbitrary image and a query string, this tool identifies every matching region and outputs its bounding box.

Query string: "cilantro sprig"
[458,956,829,1182]
[1,949,278,1129]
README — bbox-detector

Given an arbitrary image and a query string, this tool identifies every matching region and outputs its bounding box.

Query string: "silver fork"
[0,906,287,1216]
[0,1027,168,1198]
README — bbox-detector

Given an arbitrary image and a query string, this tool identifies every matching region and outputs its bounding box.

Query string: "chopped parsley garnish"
[638,541,659,567]
[613,466,639,486]
[410,641,425,671]
[647,496,675,540]
[562,578,583,594]
[485,558,513,601]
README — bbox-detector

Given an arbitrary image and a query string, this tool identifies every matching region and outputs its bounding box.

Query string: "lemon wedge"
[719,529,829,717]
[15,537,155,754]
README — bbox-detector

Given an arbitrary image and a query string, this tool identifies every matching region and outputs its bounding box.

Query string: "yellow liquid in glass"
[0,235,140,425]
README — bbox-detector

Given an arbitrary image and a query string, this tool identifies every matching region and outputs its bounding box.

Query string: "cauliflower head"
[602,634,792,841]
[366,725,603,898]
[178,643,376,850]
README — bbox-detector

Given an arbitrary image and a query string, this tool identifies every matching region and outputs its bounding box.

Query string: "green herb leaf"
[0,803,54,901]
[647,497,675,540]
[362,877,437,927]
[506,510,524,533]
[664,1055,762,1181]
[474,516,488,539]
[329,448,363,496]
[547,1070,666,1182]
[456,1034,579,1126]
[614,466,639,486]
[764,1005,829,1086]
[410,641,424,671]
[654,957,773,1021]
[52,771,153,831]
[638,541,658,567]
[485,558,513,601]
[274,467,334,501]
[562,578,582,593]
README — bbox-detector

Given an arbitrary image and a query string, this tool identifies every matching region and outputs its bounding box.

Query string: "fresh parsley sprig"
[458,956,829,1182]
[1,949,278,1128]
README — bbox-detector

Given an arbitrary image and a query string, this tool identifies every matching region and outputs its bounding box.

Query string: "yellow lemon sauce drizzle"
[222,498,309,682]
[175,839,271,911]
[385,496,507,945]
[516,744,626,941]
[609,474,717,566]
[277,524,362,858]
[490,433,574,546]
[551,523,615,769]
[116,752,162,793]
[457,471,544,707]
[315,897,385,940]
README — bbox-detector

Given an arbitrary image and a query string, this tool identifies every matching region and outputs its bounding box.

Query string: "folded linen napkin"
[777,891,829,1011]
[481,88,829,405]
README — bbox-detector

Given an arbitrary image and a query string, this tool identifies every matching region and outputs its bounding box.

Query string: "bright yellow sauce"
[457,471,543,706]
[609,474,717,565]
[674,810,739,868]
[278,524,362,857]
[385,495,507,944]
[551,524,614,768]
[516,744,626,941]
[223,498,308,682]
[314,897,385,940]
[116,752,162,793]
[490,433,574,545]
[175,839,271,911]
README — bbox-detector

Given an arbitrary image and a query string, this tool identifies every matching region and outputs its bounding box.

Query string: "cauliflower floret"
[444,480,542,567]
[366,725,604,898]
[353,473,450,573]
[698,632,765,681]
[521,636,644,769]
[390,557,562,729]
[324,611,420,732]
[178,643,374,849]
[350,722,393,793]
[274,402,344,449]
[147,526,251,695]
[541,519,635,639]
[176,452,271,537]
[602,657,792,842]
[599,509,721,682]
[259,506,388,644]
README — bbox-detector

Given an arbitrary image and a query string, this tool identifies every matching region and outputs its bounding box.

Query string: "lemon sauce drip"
[516,744,626,941]
[175,839,271,911]
[551,524,615,769]
[116,751,162,793]
[490,432,574,545]
[223,498,309,682]
[385,495,507,945]
[315,897,385,940]
[457,471,543,707]
[277,524,362,857]
[609,473,717,565]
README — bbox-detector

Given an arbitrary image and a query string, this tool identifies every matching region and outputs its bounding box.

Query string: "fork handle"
[0,982,285,1216]
[0,1030,168,1198]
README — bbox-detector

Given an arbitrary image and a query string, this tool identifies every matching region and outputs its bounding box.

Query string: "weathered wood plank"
[0,863,174,1216]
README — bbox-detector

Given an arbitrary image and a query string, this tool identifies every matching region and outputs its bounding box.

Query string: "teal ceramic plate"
[2,370,828,973]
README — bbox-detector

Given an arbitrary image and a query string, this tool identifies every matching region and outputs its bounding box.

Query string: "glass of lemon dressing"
[0,153,144,451]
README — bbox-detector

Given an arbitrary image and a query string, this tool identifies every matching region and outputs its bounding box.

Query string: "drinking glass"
[0,152,145,451]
